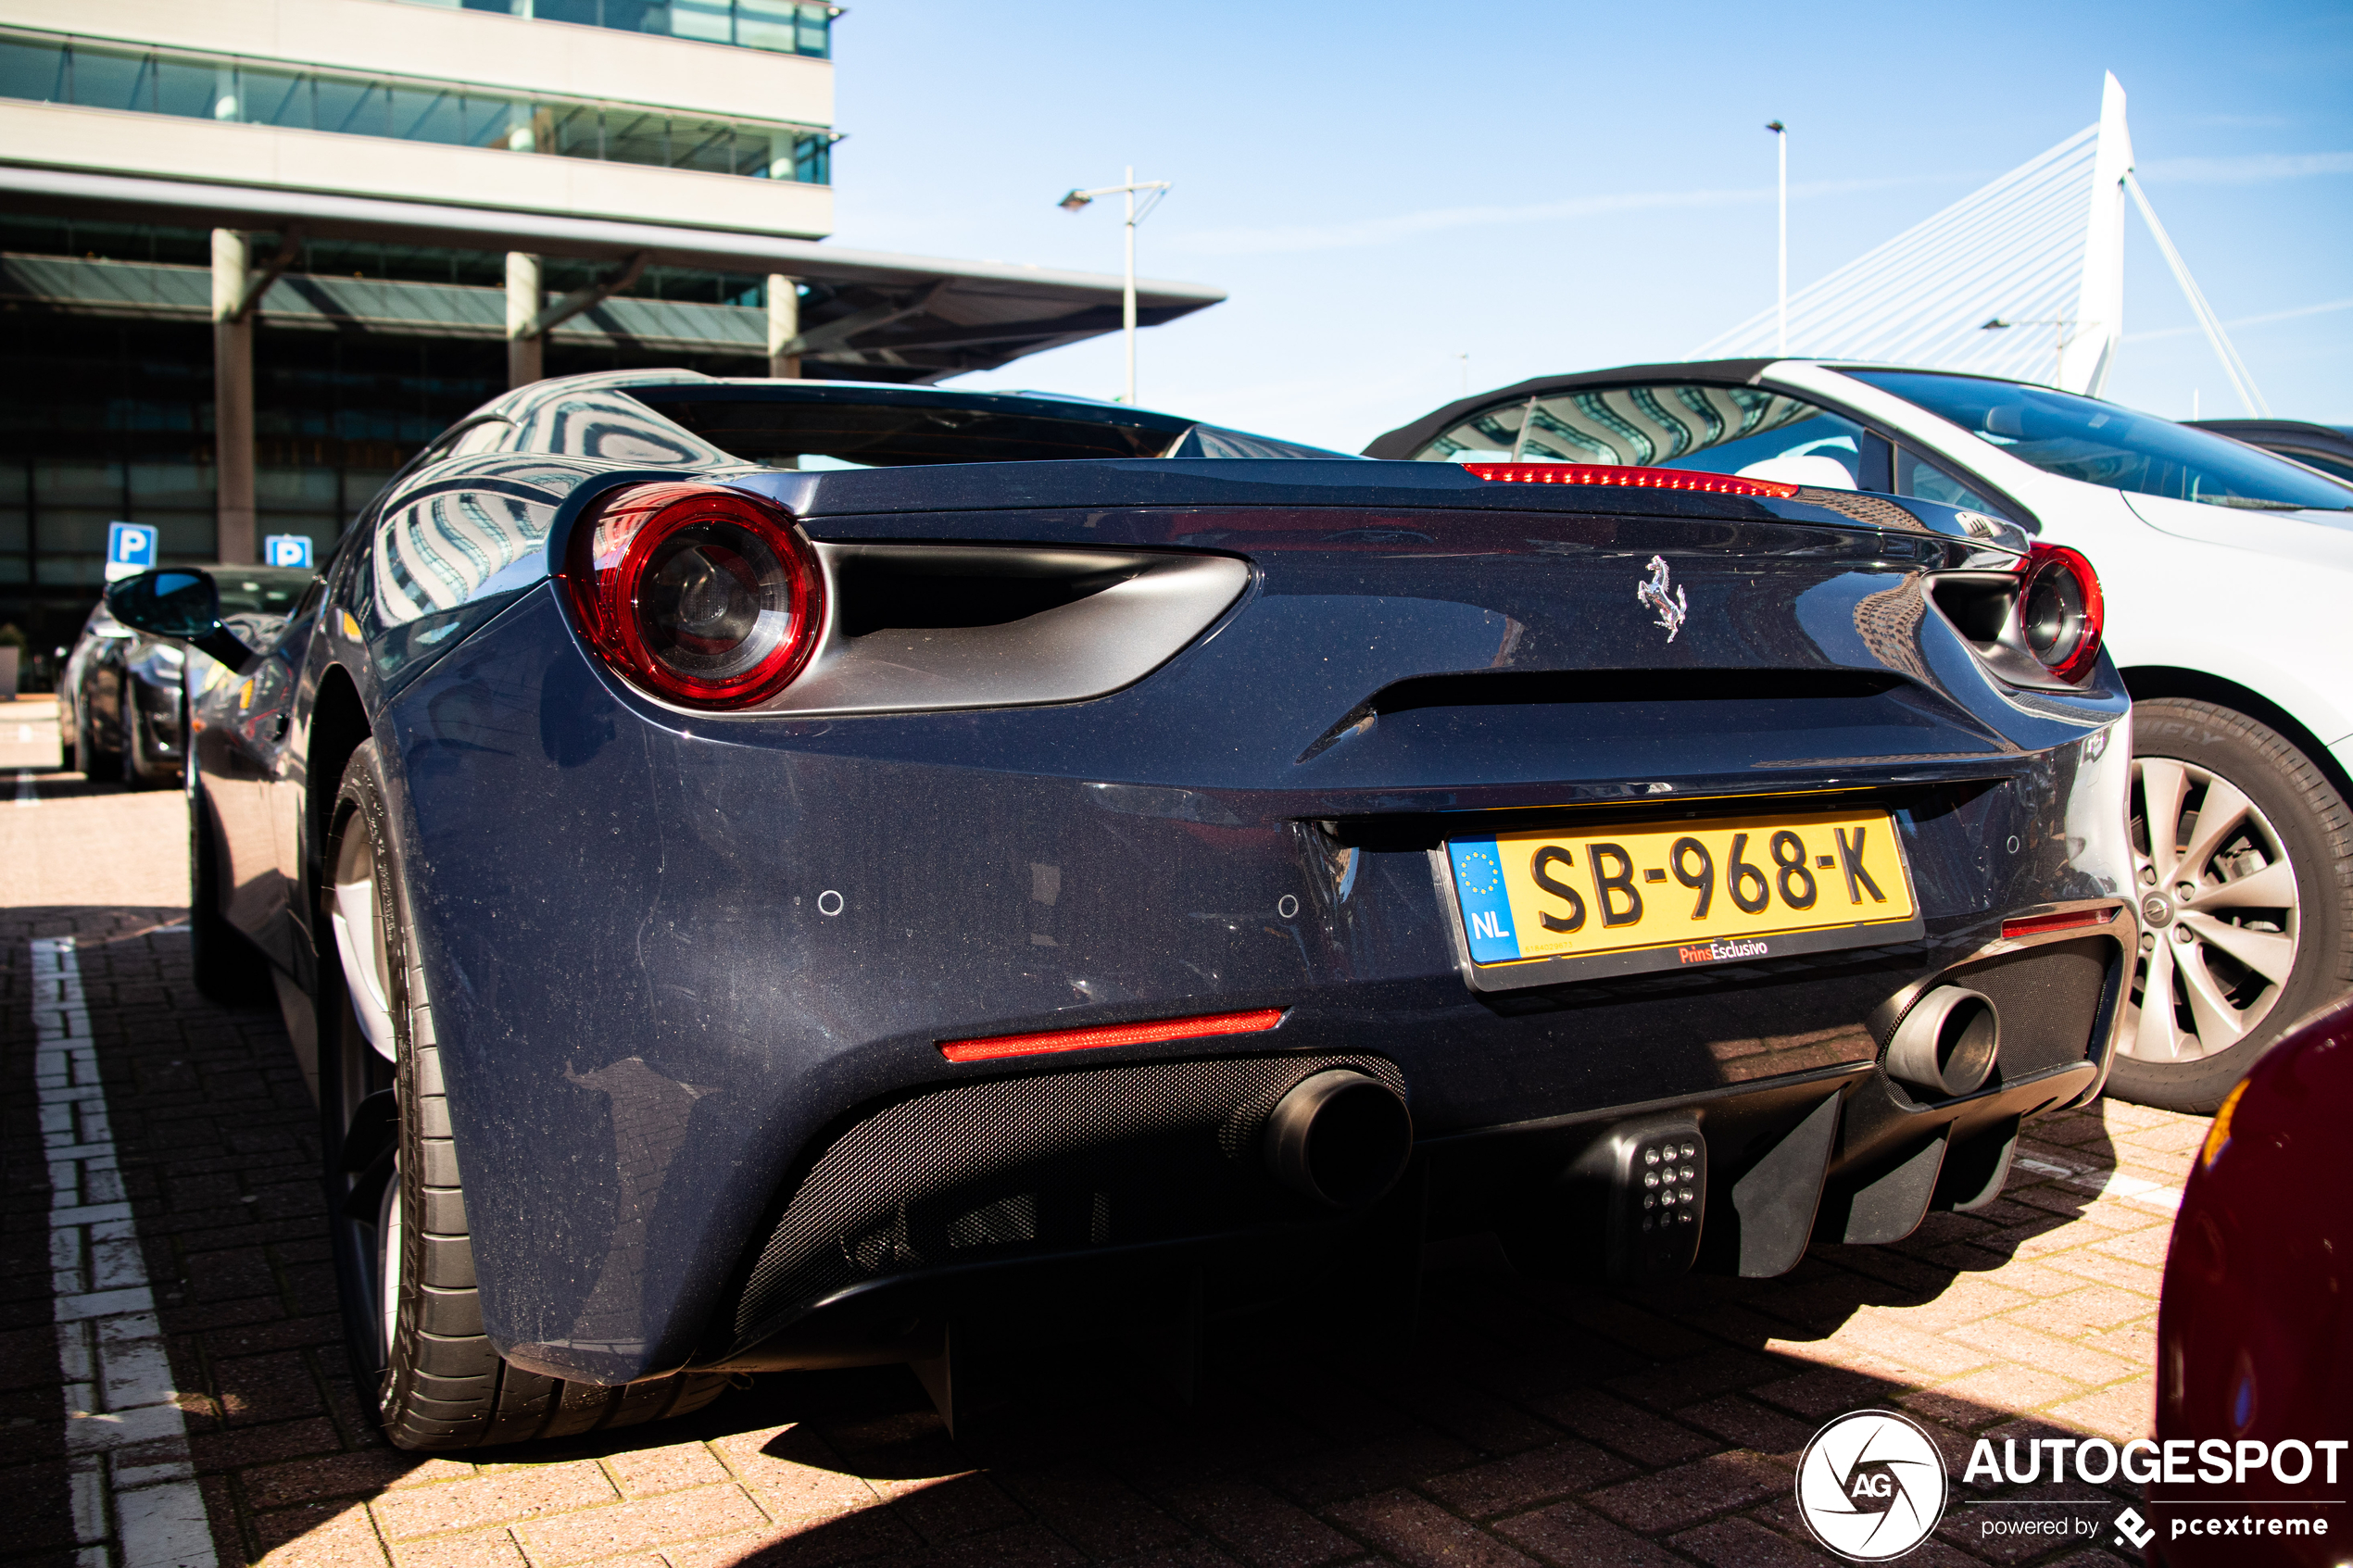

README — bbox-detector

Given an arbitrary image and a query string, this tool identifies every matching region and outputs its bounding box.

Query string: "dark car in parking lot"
[2183,418,2353,485]
[57,563,316,784]
[108,370,2137,1452]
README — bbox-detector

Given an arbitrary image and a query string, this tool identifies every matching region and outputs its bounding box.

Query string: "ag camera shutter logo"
[1796,1409,1950,1561]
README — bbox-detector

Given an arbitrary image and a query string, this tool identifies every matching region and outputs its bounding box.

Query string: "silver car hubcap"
[331,824,398,1062]
[377,1155,404,1368]
[2122,755,2299,1063]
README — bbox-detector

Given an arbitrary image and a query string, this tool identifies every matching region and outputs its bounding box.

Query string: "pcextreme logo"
[1796,1411,1949,1562]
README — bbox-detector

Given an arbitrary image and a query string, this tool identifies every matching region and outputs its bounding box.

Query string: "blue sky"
[825,0,2353,450]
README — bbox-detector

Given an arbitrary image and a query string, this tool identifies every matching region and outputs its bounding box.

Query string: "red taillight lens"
[560,483,823,709]
[938,1007,1285,1063]
[1461,463,1799,498]
[2002,906,2118,940]
[2014,543,2104,684]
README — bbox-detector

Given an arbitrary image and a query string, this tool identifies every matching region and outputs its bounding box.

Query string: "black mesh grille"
[1947,936,2116,1077]
[731,1053,1403,1342]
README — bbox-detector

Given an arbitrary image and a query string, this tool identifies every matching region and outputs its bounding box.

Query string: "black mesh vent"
[731,1053,1403,1343]
[1946,936,2117,1077]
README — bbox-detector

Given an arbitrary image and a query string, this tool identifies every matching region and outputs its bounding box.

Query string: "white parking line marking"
[15,769,38,807]
[31,937,220,1568]
[2013,1153,2183,1213]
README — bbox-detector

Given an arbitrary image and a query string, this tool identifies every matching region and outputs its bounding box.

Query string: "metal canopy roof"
[1,253,777,356]
[1360,359,1778,459]
[0,165,1227,382]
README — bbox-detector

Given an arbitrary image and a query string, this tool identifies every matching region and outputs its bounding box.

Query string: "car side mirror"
[104,569,259,673]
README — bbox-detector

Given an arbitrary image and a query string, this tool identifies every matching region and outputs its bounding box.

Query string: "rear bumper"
[688,915,2122,1373]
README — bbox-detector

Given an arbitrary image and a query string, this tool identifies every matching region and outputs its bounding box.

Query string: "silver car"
[1372,361,2353,1112]
[58,563,316,785]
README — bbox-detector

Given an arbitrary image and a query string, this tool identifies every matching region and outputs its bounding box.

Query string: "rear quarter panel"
[1786,364,2353,753]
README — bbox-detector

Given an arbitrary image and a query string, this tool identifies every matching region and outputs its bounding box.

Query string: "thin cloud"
[1167,148,2353,257]
[2186,112,2290,129]
[2137,150,2353,183]
[1163,176,1944,257]
[2122,296,2353,344]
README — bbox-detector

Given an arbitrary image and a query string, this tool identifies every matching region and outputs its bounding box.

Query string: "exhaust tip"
[1886,985,1999,1098]
[1264,1070,1412,1209]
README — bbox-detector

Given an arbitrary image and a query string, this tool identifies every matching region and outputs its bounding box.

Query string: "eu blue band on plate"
[1447,838,1522,963]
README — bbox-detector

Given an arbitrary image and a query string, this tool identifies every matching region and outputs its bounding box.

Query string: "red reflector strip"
[1461,462,1800,498]
[939,1007,1286,1064]
[2002,907,2119,940]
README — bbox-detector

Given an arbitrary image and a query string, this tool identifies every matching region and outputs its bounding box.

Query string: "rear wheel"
[2106,699,2353,1112]
[123,683,178,789]
[322,740,730,1449]
[77,679,123,783]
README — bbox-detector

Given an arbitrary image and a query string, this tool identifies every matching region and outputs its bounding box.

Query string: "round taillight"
[2016,542,2103,684]
[560,483,823,709]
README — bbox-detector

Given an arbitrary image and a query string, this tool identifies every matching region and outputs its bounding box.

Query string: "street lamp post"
[1057,167,1172,405]
[1767,120,1787,356]
[1980,316,2073,387]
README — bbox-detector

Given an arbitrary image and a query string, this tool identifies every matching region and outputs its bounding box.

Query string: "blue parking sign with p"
[264,534,315,570]
[107,521,158,571]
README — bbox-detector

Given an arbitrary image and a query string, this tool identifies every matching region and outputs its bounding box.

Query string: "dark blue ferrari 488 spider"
[105,370,2137,1449]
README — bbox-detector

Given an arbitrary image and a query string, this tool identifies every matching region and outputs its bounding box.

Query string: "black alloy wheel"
[2106,699,2353,1112]
[320,740,730,1450]
[76,678,123,783]
[123,681,177,789]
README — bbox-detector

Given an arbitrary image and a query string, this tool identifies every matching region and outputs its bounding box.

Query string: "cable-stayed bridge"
[1695,74,2270,413]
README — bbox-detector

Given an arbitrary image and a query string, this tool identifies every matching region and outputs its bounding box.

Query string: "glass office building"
[0,0,834,664]
[0,0,1216,672]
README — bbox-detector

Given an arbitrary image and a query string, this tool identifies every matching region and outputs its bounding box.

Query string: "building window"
[0,31,836,183]
[405,0,841,59]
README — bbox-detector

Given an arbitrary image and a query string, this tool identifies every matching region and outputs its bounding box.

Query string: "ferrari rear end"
[381,451,2133,1412]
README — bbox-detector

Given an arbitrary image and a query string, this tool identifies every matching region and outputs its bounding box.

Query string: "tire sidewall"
[2108,699,2353,1111]
[321,740,422,1414]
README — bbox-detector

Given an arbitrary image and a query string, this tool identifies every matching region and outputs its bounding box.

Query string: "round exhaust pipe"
[1263,1070,1413,1209]
[1884,986,2000,1098]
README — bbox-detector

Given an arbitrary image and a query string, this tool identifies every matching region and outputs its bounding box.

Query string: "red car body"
[2152,994,2353,1564]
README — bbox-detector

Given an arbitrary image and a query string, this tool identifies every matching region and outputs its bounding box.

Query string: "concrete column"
[210,229,257,565]
[506,252,545,388]
[766,274,800,378]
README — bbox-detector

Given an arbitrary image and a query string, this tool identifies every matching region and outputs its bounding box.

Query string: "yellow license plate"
[1445,807,1920,981]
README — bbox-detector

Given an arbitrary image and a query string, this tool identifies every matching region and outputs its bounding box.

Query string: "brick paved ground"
[3,703,2204,1568]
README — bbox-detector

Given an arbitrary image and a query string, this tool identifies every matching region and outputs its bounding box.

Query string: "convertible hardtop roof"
[734,454,2026,555]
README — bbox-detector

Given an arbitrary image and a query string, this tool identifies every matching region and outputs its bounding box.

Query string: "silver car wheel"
[331,822,399,1062]
[376,1154,404,1372]
[2121,755,2300,1063]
